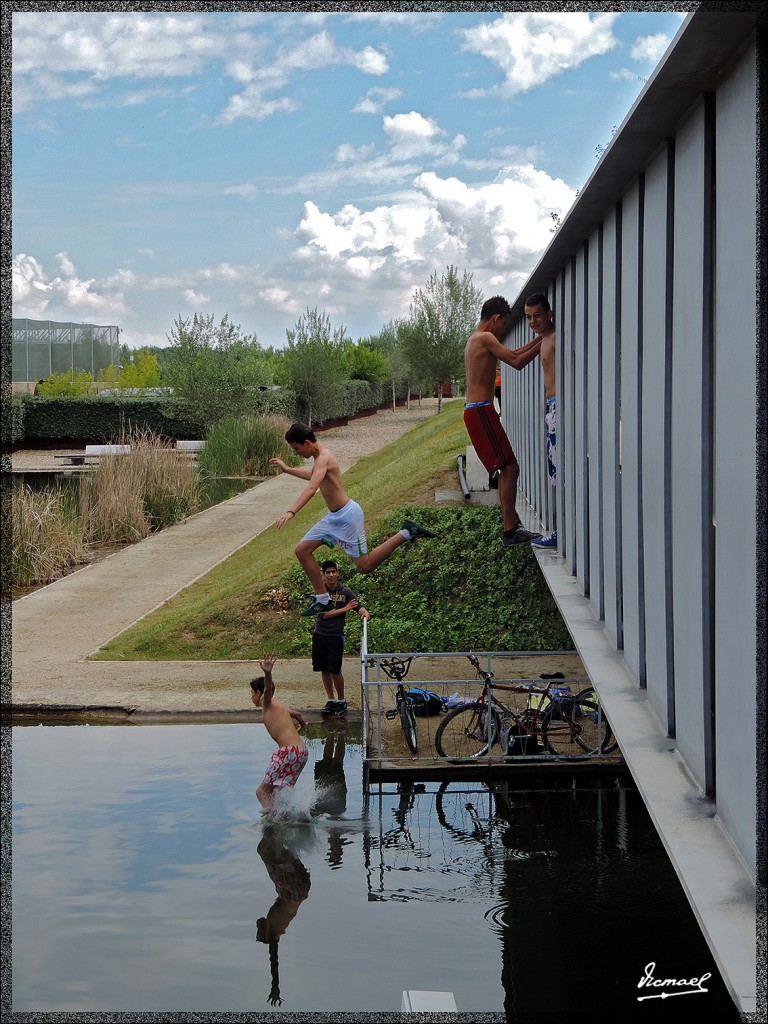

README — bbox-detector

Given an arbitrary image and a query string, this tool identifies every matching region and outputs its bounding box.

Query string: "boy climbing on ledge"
[269,421,435,616]
[250,653,308,813]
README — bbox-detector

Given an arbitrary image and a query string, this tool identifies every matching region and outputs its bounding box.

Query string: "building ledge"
[534,552,756,1015]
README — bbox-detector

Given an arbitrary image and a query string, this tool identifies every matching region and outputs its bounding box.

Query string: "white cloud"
[12,252,129,321]
[610,69,643,82]
[352,87,402,114]
[258,286,301,314]
[183,289,211,305]
[223,184,258,198]
[459,12,619,97]
[13,14,388,124]
[354,46,388,76]
[335,142,375,164]
[218,30,387,124]
[413,167,575,272]
[631,33,671,64]
[288,161,576,315]
[382,111,466,163]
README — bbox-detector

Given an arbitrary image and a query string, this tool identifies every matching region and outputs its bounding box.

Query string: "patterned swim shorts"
[262,744,309,788]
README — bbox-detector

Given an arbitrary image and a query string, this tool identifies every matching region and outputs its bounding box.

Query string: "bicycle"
[380,656,418,754]
[434,655,617,761]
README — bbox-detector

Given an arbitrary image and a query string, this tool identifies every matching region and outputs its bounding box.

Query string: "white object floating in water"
[401,990,458,1012]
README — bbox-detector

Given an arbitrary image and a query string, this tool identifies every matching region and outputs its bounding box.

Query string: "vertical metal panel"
[619,180,645,686]
[574,246,589,594]
[602,206,622,647]
[552,272,565,544]
[562,261,577,574]
[641,145,674,729]
[713,43,757,877]
[671,101,709,788]
[587,226,604,620]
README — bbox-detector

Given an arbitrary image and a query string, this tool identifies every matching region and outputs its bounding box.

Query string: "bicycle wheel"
[436,781,509,843]
[541,692,616,756]
[434,704,501,760]
[398,697,418,754]
[573,688,618,754]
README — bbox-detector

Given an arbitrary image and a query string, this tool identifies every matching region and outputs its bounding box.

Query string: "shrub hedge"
[8,380,412,445]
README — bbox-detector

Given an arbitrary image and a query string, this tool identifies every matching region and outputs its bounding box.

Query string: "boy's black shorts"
[312,633,344,674]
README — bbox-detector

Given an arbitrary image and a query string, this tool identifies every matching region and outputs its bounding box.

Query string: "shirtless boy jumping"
[464,296,543,546]
[270,422,434,616]
[251,654,308,813]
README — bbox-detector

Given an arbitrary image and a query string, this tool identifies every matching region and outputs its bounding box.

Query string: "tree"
[162,313,269,428]
[283,308,349,427]
[342,339,388,383]
[369,320,414,411]
[401,265,483,412]
[96,349,162,392]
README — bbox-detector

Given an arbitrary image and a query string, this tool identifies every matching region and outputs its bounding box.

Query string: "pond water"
[11,722,741,1019]
[12,471,258,510]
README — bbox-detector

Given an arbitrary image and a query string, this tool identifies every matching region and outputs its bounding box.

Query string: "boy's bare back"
[252,654,307,748]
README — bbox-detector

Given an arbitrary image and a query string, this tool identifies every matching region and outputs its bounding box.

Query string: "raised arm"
[269,457,313,481]
[259,653,276,707]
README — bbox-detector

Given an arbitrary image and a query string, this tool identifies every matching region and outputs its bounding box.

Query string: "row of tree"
[55,265,484,428]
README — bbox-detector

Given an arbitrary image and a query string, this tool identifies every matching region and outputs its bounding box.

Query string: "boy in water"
[270,422,434,616]
[250,653,308,813]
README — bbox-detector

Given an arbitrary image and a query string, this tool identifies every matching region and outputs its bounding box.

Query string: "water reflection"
[312,718,353,868]
[11,723,743,1017]
[255,825,312,1007]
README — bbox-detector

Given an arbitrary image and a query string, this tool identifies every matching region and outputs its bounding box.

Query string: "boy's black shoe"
[500,525,541,546]
[333,700,348,718]
[300,599,331,617]
[402,518,436,541]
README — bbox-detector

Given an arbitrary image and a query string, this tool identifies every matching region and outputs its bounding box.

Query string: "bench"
[54,444,132,466]
[175,440,205,460]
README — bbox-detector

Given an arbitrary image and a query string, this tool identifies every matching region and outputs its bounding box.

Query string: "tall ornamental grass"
[12,484,89,587]
[80,431,201,544]
[198,413,301,477]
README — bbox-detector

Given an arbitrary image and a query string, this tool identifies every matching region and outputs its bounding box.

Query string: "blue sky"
[11,8,689,350]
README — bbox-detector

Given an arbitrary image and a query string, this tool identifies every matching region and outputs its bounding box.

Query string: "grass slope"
[94,399,573,661]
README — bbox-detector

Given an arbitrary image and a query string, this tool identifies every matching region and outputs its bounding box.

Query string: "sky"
[10,7,690,351]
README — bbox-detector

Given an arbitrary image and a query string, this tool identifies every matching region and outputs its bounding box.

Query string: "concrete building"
[501,10,763,1015]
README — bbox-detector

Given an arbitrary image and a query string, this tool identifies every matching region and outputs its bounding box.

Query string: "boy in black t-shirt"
[312,561,370,717]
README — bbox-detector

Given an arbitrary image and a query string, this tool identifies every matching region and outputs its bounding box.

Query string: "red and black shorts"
[464,400,518,473]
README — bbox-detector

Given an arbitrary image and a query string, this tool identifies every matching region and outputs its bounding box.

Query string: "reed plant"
[80,430,201,543]
[12,483,89,587]
[197,413,300,477]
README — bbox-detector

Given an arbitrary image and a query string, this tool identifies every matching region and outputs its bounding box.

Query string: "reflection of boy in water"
[313,720,349,866]
[256,828,311,1007]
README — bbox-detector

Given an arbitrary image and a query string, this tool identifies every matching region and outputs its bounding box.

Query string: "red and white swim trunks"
[262,744,309,788]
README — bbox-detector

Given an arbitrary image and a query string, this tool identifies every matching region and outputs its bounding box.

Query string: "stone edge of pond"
[4,704,363,724]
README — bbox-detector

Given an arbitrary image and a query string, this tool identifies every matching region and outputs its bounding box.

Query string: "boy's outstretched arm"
[259,653,276,707]
[274,451,331,530]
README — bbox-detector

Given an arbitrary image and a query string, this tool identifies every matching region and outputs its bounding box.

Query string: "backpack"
[406,687,443,717]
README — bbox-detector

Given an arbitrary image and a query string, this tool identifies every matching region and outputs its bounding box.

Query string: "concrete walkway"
[10,472,331,715]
